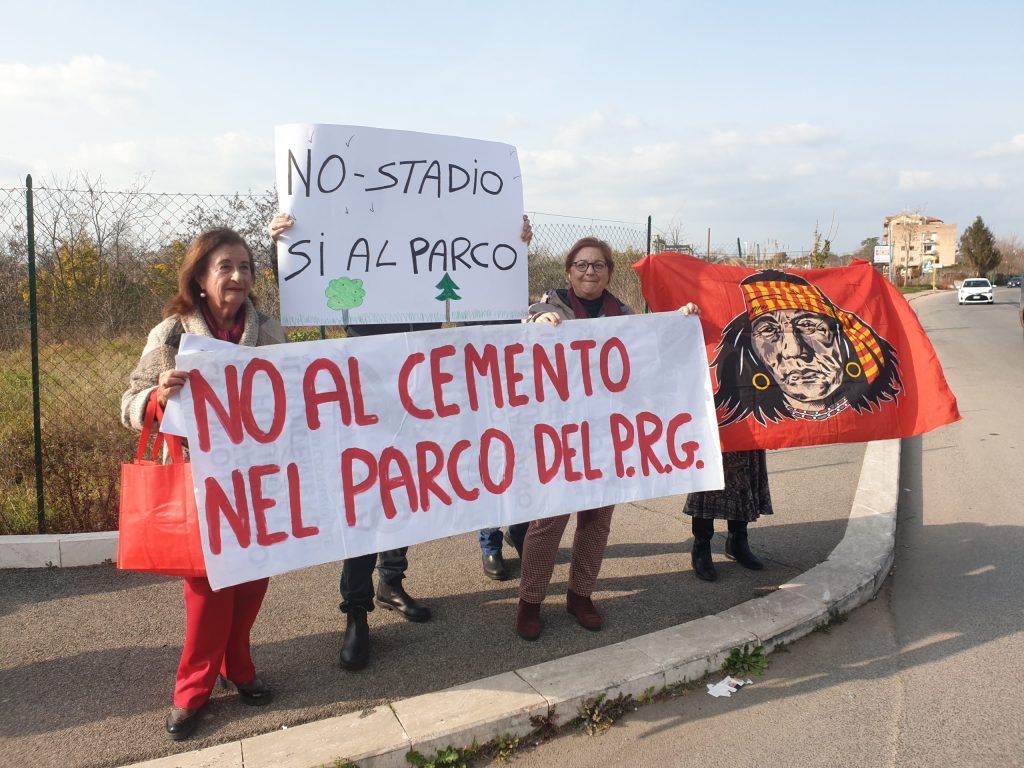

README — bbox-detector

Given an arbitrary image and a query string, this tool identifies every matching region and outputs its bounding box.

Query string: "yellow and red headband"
[743,280,835,321]
[741,279,883,383]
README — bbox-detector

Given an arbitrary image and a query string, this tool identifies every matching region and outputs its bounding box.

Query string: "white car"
[958,278,994,305]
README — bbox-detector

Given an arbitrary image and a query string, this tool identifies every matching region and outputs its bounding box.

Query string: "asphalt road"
[506,287,1024,768]
[0,434,867,765]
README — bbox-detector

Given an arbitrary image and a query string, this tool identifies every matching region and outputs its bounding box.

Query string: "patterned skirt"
[683,449,773,522]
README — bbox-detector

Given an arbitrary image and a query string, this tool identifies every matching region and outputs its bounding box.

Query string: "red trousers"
[173,576,269,709]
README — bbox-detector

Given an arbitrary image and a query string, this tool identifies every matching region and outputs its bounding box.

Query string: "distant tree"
[144,239,188,302]
[182,188,278,256]
[994,235,1023,276]
[0,244,27,349]
[30,174,156,334]
[850,236,879,262]
[657,216,691,254]
[959,216,1001,276]
[809,228,832,269]
[26,233,117,328]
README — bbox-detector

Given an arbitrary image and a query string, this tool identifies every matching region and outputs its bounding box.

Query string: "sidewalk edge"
[120,437,900,768]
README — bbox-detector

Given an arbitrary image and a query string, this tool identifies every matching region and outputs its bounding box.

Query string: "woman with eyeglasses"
[515,237,698,640]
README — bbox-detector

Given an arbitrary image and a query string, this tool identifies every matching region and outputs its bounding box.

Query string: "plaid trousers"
[518,505,615,604]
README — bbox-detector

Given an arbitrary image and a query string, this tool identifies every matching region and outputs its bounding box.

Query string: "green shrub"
[287,327,324,342]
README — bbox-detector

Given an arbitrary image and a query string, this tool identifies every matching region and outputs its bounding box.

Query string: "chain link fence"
[0,181,649,534]
[527,213,649,311]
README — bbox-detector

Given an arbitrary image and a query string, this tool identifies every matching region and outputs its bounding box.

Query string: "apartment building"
[882,213,957,278]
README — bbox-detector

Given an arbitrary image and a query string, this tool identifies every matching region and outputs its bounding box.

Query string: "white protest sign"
[161,334,239,437]
[177,313,724,589]
[274,123,526,326]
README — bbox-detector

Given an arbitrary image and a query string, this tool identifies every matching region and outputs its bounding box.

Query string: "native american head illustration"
[713,270,902,425]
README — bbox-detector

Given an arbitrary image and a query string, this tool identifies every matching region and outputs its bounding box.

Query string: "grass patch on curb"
[404,731,526,767]
[721,644,769,677]
[406,745,479,768]
[578,692,636,736]
[391,650,780,765]
[812,608,850,635]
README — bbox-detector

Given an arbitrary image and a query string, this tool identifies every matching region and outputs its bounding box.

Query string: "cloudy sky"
[3,0,1021,252]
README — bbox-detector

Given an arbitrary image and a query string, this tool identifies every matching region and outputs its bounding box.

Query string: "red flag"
[633,253,960,450]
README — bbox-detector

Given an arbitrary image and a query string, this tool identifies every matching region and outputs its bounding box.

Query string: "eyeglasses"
[570,260,608,273]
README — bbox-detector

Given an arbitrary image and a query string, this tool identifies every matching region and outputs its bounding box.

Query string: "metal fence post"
[25,175,46,533]
[646,215,652,255]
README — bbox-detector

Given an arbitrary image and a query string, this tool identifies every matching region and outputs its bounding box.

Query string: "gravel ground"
[0,442,863,768]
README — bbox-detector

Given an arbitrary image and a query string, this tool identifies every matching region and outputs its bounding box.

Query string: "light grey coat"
[120,299,285,431]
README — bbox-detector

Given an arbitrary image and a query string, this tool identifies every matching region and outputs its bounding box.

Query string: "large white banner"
[177,314,724,589]
[274,123,526,326]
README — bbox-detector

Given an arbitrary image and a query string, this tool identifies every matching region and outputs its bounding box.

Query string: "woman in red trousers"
[121,228,284,740]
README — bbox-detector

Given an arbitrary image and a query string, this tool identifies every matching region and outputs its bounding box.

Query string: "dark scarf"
[564,287,624,319]
[200,304,245,344]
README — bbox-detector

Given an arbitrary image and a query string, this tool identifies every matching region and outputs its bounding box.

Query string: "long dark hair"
[713,270,902,426]
[163,228,257,318]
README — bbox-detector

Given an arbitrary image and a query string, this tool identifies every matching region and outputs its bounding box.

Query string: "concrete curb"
[119,437,901,768]
[0,530,118,568]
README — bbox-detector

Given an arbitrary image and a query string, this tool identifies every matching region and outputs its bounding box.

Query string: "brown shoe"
[516,599,542,641]
[566,589,603,631]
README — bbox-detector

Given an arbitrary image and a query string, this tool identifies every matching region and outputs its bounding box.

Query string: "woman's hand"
[157,369,189,408]
[533,311,562,325]
[520,214,533,246]
[268,212,295,241]
[676,302,701,316]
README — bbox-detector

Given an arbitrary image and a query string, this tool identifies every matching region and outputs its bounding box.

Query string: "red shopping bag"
[117,390,206,577]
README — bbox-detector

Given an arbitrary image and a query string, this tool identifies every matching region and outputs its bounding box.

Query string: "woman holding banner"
[121,228,285,740]
[516,236,699,640]
[268,211,536,667]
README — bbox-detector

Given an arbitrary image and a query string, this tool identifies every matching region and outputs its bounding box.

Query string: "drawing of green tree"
[326,276,366,325]
[435,272,461,323]
[435,272,461,301]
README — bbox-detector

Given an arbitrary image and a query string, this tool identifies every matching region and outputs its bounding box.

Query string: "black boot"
[339,607,370,671]
[691,517,717,582]
[726,521,764,570]
[375,580,432,622]
[482,552,509,581]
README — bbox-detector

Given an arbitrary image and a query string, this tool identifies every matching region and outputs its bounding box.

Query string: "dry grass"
[0,253,649,535]
[0,337,140,534]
